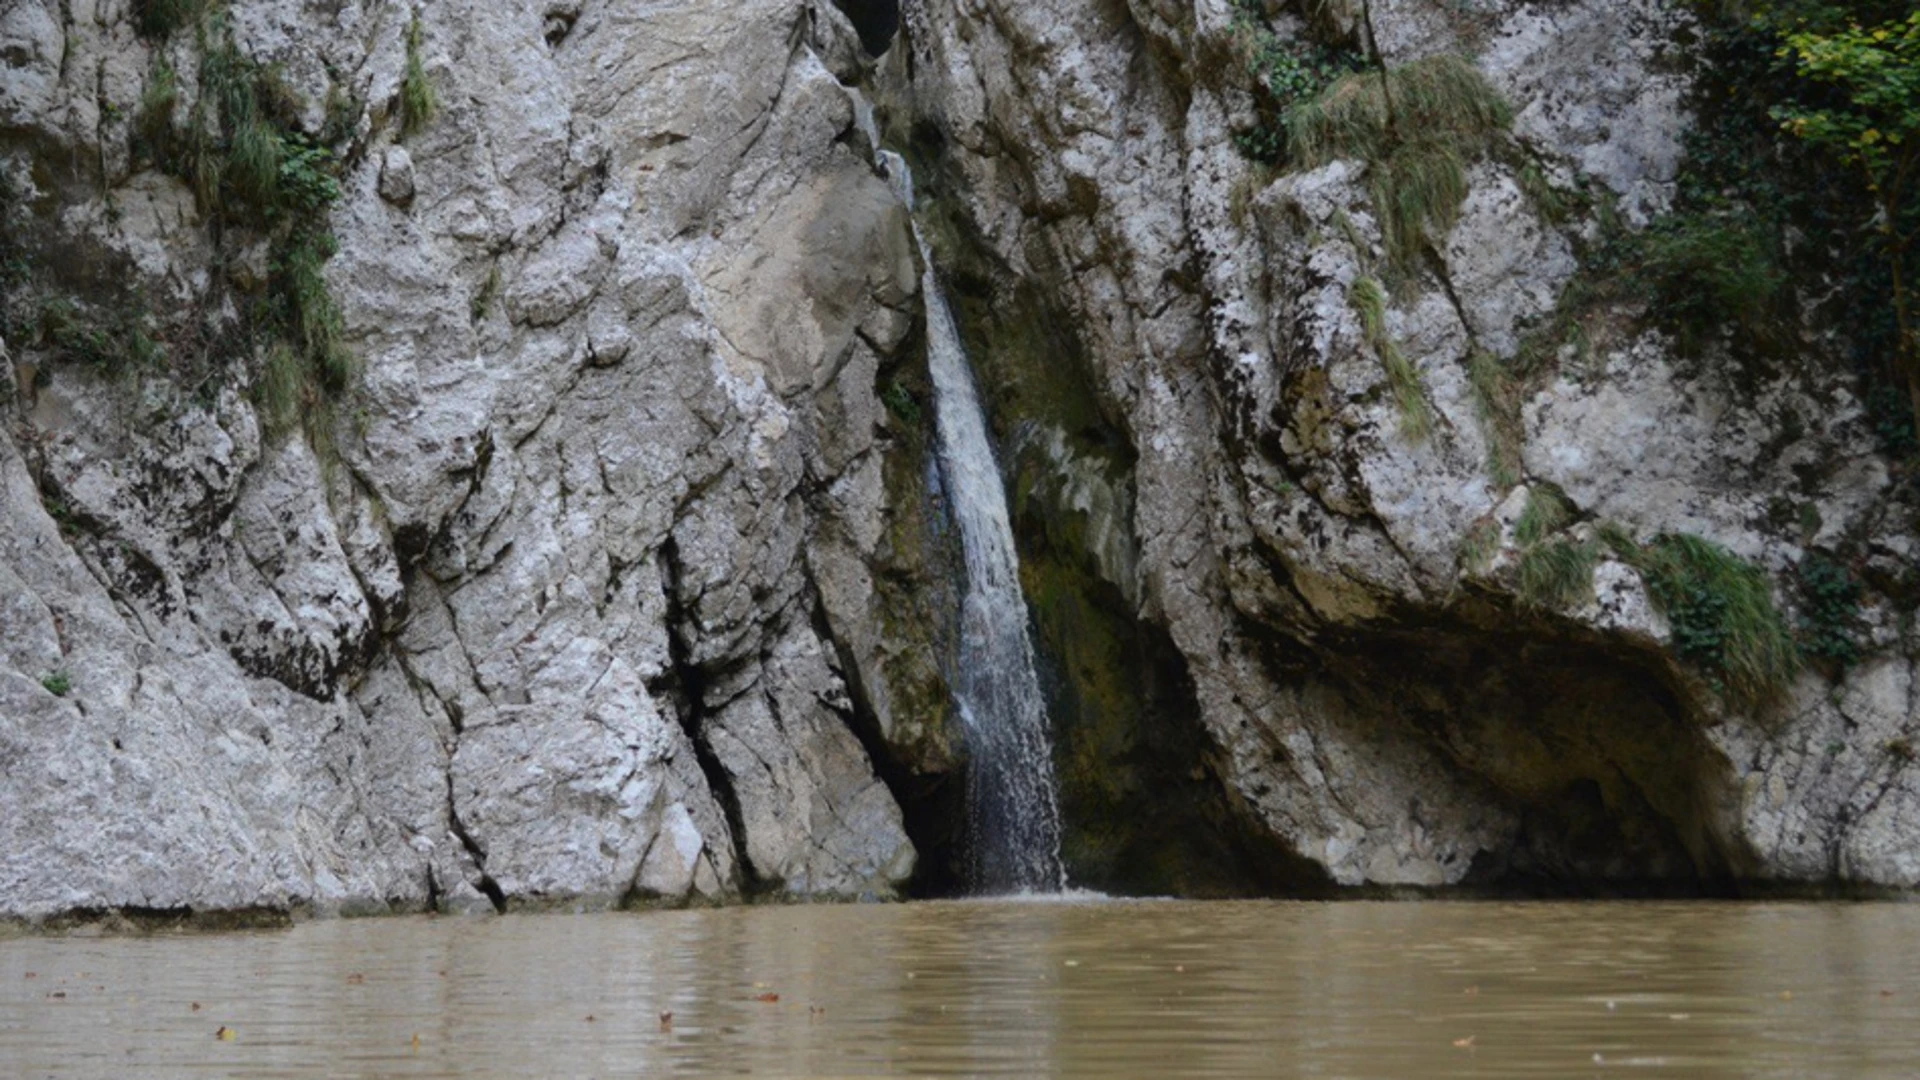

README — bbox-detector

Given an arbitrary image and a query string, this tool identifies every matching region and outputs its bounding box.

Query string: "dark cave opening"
[831,0,899,57]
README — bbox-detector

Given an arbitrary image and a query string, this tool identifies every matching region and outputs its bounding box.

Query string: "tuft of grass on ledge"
[1518,537,1599,611]
[1350,275,1433,440]
[400,16,438,140]
[1287,55,1513,268]
[1513,485,1572,548]
[1466,349,1523,489]
[1627,533,1798,710]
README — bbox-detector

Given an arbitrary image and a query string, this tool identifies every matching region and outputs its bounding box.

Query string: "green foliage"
[1795,553,1864,668]
[1229,1,1365,164]
[401,17,438,140]
[1518,537,1599,611]
[1631,533,1798,709]
[1677,1,1920,428]
[880,379,923,427]
[134,59,179,162]
[133,0,208,40]
[1288,55,1513,267]
[40,671,71,697]
[34,297,163,373]
[1773,11,1920,420]
[1635,210,1784,353]
[126,11,354,451]
[1466,349,1522,488]
[1349,276,1433,439]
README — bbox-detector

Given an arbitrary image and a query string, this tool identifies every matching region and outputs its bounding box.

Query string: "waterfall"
[879,150,1067,894]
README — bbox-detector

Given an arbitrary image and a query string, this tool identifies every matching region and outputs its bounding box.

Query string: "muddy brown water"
[3,898,1919,1077]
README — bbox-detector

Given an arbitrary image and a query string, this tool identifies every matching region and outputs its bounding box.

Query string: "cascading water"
[879,149,1067,894]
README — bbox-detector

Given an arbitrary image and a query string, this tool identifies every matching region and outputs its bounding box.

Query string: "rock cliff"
[1,0,928,918]
[893,0,1920,891]
[0,0,1915,922]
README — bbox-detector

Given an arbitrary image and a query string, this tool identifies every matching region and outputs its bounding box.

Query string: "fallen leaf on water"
[1463,986,1479,996]
[411,1033,421,1052]
[809,1006,826,1019]
[1174,965,1185,973]
[47,991,66,1000]
[1881,989,1897,997]
[345,973,365,985]
[1064,960,1079,968]
[190,1002,201,1012]
[659,1011,674,1031]
[215,1027,236,1042]
[753,982,770,989]
[1780,991,1794,1001]
[22,972,34,980]
[585,1014,596,1023]
[754,993,780,1003]
[1452,1036,1475,1049]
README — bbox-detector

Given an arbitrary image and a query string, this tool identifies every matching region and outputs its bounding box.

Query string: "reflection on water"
[3,899,1920,1077]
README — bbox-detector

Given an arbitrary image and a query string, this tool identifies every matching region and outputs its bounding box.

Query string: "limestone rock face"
[0,0,930,919]
[895,0,1920,891]
[3,0,1916,917]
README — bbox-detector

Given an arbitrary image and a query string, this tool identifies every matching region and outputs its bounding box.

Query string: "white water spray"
[879,149,1066,894]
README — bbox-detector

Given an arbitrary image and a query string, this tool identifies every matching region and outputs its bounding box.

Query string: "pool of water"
[3,898,1918,1077]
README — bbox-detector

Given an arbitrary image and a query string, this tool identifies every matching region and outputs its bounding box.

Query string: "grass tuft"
[1458,517,1500,574]
[1513,485,1572,548]
[1350,275,1434,439]
[1518,538,1599,610]
[401,17,438,140]
[1628,533,1798,709]
[1466,349,1523,488]
[1287,55,1512,267]
[134,60,180,163]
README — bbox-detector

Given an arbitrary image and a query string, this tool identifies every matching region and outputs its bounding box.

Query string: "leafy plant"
[1674,2,1919,431]
[1796,552,1864,667]
[126,11,355,452]
[133,0,208,40]
[35,297,163,373]
[1350,276,1433,439]
[40,671,71,697]
[1773,10,1920,423]
[1630,533,1798,709]
[1635,210,1784,353]
[881,380,923,427]
[1230,0,1366,164]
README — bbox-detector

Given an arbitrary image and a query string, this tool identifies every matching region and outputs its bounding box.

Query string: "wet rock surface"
[892,0,1920,892]
[1,0,1916,920]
